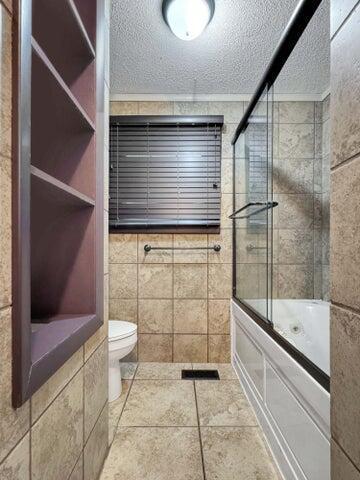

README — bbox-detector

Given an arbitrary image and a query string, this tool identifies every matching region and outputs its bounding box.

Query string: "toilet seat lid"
[109,320,137,341]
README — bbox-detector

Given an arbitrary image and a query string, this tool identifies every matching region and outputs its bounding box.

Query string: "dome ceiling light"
[162,0,215,41]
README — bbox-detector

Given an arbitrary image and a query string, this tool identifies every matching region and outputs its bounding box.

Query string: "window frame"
[109,115,224,234]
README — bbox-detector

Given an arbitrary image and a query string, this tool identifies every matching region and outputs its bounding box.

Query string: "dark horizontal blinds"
[109,116,223,230]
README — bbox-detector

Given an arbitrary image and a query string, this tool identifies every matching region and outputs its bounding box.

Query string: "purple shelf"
[32,0,96,121]
[32,38,95,132]
[31,166,95,207]
[31,167,96,319]
[31,315,95,361]
[28,314,100,396]
[73,0,97,48]
[33,0,95,62]
[31,39,96,199]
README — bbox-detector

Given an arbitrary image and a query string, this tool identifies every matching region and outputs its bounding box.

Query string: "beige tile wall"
[109,100,239,363]
[234,98,329,302]
[0,2,110,478]
[330,1,360,478]
[272,99,329,299]
[109,98,331,360]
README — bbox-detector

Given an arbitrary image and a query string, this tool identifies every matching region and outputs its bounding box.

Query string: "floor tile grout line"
[113,363,140,436]
[193,380,207,480]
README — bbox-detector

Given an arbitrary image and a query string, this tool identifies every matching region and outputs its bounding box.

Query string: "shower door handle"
[229,201,278,220]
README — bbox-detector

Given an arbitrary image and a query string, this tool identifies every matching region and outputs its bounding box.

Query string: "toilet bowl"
[108,320,137,402]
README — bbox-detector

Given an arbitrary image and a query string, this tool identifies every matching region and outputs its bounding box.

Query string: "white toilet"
[108,320,137,402]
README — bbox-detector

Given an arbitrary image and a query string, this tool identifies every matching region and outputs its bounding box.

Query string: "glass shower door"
[233,88,274,323]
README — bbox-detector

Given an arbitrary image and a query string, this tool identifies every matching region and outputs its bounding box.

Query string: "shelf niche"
[31,168,95,319]
[31,40,95,199]
[12,0,104,407]
[32,0,96,122]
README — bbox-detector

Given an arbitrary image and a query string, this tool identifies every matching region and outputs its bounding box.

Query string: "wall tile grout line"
[30,354,85,427]
[330,0,360,42]
[83,400,109,479]
[86,399,108,447]
[207,234,210,362]
[63,394,108,480]
[0,304,11,312]
[331,300,360,317]
[29,410,32,480]
[331,149,360,172]
[82,345,85,480]
[84,399,109,448]
[0,430,30,472]
[136,233,139,361]
[67,448,83,480]
[335,439,360,475]
[0,0,12,17]
[312,105,316,299]
[172,234,175,362]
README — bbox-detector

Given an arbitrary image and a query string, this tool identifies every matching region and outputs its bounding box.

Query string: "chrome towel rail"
[246,244,267,251]
[144,244,221,252]
[229,201,278,220]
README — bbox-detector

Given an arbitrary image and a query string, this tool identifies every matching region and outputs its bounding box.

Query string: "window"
[109,115,224,232]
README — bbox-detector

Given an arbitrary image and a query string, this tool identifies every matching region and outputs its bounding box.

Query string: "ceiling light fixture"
[162,0,215,41]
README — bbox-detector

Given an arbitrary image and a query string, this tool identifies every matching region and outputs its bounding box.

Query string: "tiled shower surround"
[330,1,360,478]
[0,2,110,479]
[109,99,330,362]
[272,97,330,300]
[235,97,330,303]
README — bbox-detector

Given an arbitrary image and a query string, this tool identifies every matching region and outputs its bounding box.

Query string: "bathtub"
[245,299,330,375]
[231,299,330,480]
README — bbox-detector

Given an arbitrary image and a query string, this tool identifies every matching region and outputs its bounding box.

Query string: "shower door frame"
[231,0,329,392]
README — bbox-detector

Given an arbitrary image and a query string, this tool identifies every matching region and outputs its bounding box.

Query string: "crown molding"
[110,89,331,102]
[110,93,253,102]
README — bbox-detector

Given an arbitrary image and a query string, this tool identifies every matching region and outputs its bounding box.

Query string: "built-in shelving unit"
[13,0,105,407]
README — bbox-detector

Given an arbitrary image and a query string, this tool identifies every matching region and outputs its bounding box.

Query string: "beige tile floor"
[103,363,280,480]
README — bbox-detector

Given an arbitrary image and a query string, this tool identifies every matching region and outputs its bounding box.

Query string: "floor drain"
[182,369,220,380]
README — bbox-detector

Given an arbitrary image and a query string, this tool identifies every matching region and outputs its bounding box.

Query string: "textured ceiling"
[110,0,330,96]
